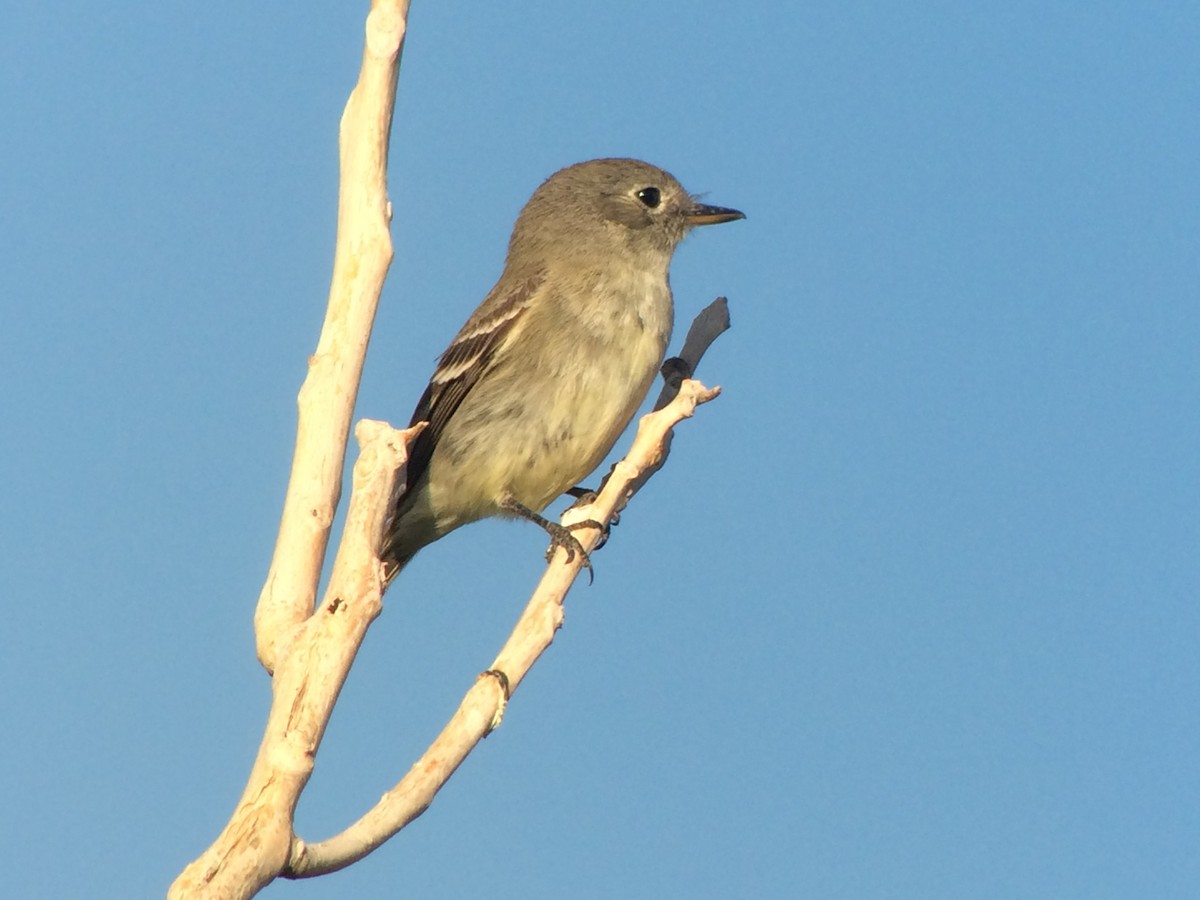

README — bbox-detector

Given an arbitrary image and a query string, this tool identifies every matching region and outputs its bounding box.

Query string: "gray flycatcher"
[382,158,743,581]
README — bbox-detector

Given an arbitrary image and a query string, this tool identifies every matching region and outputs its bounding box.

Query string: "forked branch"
[169,3,410,898]
[285,300,729,877]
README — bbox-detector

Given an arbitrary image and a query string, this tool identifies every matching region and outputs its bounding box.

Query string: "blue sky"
[2,2,1198,897]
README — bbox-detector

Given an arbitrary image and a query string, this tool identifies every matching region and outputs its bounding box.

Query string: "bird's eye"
[636,187,661,209]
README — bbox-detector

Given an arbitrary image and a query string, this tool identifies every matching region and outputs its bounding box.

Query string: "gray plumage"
[383,158,742,579]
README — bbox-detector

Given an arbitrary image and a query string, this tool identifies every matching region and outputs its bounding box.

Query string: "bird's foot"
[564,485,620,536]
[563,489,615,551]
[500,495,601,582]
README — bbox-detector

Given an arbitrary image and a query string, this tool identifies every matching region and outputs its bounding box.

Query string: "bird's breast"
[498,267,672,507]
[423,264,674,525]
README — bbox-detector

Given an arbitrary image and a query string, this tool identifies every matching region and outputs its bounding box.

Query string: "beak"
[687,203,746,226]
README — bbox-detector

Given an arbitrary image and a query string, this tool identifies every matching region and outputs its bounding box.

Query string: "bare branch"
[172,420,416,898]
[170,3,410,897]
[253,0,410,674]
[286,309,726,876]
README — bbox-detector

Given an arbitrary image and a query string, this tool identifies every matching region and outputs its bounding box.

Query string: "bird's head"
[508,158,744,269]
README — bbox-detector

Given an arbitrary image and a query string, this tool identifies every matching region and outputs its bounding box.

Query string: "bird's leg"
[499,494,603,579]
[563,487,617,549]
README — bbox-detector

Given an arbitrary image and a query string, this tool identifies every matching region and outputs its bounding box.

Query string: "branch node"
[480,669,511,733]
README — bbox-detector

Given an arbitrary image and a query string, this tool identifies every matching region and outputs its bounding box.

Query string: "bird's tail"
[380,534,417,589]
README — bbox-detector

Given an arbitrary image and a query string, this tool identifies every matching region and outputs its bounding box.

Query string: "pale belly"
[423,282,671,531]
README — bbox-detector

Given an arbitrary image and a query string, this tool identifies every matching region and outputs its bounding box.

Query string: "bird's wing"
[404,270,545,489]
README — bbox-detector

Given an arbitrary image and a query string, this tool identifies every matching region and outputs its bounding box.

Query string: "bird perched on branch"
[383,158,743,581]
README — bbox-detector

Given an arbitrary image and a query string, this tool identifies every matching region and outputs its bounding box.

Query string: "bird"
[382,158,743,582]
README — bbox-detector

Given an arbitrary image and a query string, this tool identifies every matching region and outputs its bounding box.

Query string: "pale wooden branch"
[171,421,416,898]
[285,306,728,878]
[254,0,410,675]
[170,3,410,898]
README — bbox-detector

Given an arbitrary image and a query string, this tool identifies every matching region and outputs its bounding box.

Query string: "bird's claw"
[499,494,601,583]
[542,520,602,584]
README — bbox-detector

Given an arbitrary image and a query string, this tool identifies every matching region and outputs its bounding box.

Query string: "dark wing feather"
[403,270,544,490]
